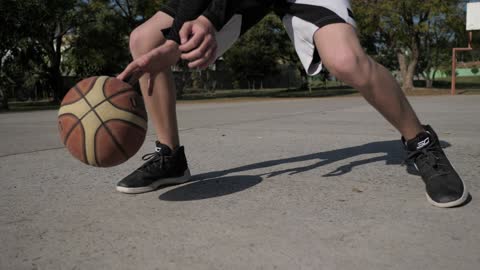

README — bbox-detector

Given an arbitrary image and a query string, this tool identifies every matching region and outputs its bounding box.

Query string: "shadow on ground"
[159,140,452,201]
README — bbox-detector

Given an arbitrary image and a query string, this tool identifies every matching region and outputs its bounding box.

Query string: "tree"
[472,67,479,76]
[223,13,303,89]
[64,1,131,77]
[110,0,167,27]
[64,0,168,78]
[0,0,82,102]
[417,7,465,88]
[353,0,464,91]
[0,0,168,106]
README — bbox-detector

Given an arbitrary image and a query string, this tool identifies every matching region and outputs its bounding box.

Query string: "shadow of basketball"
[159,175,262,201]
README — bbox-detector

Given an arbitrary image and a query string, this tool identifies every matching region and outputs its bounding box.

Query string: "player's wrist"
[164,39,180,48]
[197,15,215,32]
[164,39,181,57]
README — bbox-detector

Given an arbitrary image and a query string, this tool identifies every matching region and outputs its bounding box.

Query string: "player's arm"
[165,0,211,44]
[117,0,210,83]
[179,0,236,68]
[201,0,235,31]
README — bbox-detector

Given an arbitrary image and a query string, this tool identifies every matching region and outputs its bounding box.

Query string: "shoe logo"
[417,137,430,149]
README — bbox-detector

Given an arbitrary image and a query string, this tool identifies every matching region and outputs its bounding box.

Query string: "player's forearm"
[166,0,211,43]
[202,0,235,31]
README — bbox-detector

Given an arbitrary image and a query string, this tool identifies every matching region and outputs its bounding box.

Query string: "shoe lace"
[138,151,169,172]
[404,142,449,175]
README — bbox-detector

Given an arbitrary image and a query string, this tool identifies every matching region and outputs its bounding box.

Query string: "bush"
[472,67,479,75]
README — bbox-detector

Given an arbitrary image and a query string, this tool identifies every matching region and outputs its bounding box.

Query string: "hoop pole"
[451,31,474,95]
[452,49,457,95]
[468,31,473,49]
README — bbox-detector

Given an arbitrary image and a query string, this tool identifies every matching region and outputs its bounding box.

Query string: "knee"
[129,28,147,57]
[129,27,165,58]
[324,51,373,88]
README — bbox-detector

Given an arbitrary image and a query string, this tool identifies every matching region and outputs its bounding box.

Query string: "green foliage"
[0,0,167,104]
[0,0,81,101]
[353,0,465,89]
[472,67,479,75]
[64,0,169,77]
[64,1,130,77]
[1,0,475,106]
[223,14,301,87]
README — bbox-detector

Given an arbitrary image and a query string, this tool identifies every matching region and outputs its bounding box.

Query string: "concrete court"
[0,95,479,270]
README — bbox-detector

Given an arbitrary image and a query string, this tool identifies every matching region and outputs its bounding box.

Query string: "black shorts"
[160,0,356,75]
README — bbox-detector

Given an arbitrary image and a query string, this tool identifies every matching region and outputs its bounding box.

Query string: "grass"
[2,76,479,112]
[181,86,357,100]
[6,100,60,112]
[415,76,480,90]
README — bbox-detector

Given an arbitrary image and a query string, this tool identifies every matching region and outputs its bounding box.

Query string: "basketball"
[58,76,148,167]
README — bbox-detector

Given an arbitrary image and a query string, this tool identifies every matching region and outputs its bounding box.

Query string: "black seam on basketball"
[67,77,100,106]
[101,119,146,161]
[104,92,148,121]
[102,77,146,120]
[61,114,87,163]
[73,83,130,162]
[97,78,146,119]
[61,96,83,106]
[100,121,130,161]
[59,113,81,145]
[79,118,87,164]
[84,76,99,96]
[102,76,109,98]
[73,89,146,122]
[62,77,99,106]
[70,87,135,123]
[69,84,144,161]
[102,77,129,98]
[102,118,146,133]
[101,119,147,161]
[92,125,126,167]
[93,126,100,167]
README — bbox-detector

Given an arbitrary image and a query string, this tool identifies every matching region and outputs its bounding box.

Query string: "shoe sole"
[414,164,469,208]
[116,169,191,194]
[426,189,469,208]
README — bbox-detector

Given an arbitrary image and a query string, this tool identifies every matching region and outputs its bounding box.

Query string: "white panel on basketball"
[466,2,480,31]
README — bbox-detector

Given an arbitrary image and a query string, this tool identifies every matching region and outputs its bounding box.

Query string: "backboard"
[466,2,480,31]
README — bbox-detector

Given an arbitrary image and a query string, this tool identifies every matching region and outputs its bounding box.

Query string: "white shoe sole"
[116,169,191,194]
[426,189,469,208]
[414,163,469,208]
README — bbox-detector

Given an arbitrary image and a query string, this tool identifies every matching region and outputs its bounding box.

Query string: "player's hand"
[179,15,217,69]
[117,40,180,86]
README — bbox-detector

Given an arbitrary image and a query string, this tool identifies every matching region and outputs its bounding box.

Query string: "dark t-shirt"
[164,0,276,43]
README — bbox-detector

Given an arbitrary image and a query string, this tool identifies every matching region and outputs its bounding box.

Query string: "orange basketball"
[58,76,147,167]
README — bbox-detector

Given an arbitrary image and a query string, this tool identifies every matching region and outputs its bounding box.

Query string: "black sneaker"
[116,141,191,194]
[403,125,468,208]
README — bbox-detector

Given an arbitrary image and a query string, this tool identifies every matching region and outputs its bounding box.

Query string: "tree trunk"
[425,69,437,88]
[397,51,408,90]
[397,46,419,91]
[299,68,309,90]
[426,79,433,88]
[174,68,191,100]
[50,29,64,102]
[0,89,9,111]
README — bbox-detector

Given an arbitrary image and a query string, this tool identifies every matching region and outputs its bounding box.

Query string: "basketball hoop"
[451,2,480,95]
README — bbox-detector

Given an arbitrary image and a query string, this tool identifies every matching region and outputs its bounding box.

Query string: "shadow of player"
[159,140,453,201]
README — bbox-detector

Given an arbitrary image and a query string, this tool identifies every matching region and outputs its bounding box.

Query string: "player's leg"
[281,1,468,207]
[117,1,272,194]
[128,11,179,149]
[117,7,190,194]
[314,24,467,207]
[313,24,423,140]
